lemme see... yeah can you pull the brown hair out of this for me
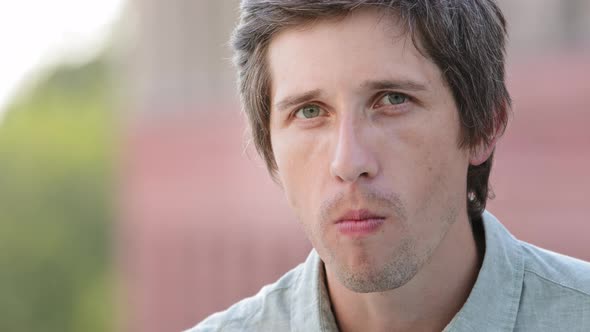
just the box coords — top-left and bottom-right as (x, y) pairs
(231, 0), (510, 221)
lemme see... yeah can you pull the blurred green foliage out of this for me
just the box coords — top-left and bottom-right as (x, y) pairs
(0, 57), (115, 331)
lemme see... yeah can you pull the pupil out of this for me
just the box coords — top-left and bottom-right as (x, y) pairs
(388, 94), (404, 104)
(305, 107), (318, 118)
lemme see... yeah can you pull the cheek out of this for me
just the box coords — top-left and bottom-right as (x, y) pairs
(380, 114), (467, 213)
(421, 152), (468, 223)
(271, 130), (330, 214)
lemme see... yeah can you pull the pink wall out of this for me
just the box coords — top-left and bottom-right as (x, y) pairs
(489, 52), (590, 261)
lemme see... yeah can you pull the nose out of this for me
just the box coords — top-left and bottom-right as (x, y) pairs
(330, 119), (379, 183)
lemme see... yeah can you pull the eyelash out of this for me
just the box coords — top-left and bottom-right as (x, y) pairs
(373, 91), (411, 109)
(291, 103), (327, 121)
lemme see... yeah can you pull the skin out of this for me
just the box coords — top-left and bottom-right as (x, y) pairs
(267, 9), (494, 332)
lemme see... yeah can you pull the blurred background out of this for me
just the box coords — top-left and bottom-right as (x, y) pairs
(0, 1), (588, 331)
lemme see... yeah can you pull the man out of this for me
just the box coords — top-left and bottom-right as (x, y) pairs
(188, 1), (590, 331)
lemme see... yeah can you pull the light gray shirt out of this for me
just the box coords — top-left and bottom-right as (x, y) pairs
(188, 211), (590, 331)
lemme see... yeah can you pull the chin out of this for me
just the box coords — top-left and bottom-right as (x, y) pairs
(332, 242), (422, 293)
(335, 264), (417, 293)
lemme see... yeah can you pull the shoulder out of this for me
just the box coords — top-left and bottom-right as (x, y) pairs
(482, 210), (590, 296)
(183, 262), (305, 332)
(515, 240), (590, 329)
(519, 240), (590, 297)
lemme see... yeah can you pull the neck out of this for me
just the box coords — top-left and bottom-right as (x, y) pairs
(325, 214), (482, 332)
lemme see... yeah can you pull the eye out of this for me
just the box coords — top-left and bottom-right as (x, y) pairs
(294, 105), (324, 119)
(377, 92), (408, 107)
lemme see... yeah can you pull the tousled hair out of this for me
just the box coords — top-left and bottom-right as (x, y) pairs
(231, 0), (510, 222)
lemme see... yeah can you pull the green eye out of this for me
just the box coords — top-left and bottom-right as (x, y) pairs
(295, 105), (322, 119)
(381, 92), (408, 105)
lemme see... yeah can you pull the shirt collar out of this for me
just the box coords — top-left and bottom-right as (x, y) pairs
(291, 249), (339, 332)
(443, 210), (524, 331)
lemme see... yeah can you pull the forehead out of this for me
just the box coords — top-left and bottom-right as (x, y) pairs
(266, 8), (442, 104)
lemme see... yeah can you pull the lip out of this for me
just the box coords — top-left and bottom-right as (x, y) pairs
(335, 209), (385, 236)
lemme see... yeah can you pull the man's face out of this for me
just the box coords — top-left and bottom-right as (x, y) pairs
(268, 9), (471, 293)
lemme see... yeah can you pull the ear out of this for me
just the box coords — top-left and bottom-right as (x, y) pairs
(469, 135), (498, 166)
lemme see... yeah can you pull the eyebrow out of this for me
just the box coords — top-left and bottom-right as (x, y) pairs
(274, 89), (322, 113)
(273, 79), (428, 113)
(360, 79), (428, 92)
